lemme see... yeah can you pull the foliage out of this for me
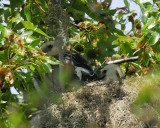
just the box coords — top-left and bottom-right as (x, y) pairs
(0, 0), (160, 127)
(0, 0), (59, 127)
(131, 71), (160, 126)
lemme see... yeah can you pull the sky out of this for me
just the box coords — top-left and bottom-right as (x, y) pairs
(0, 0), (141, 94)
(110, 0), (141, 32)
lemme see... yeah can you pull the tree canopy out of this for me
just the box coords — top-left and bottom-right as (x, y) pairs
(0, 0), (160, 127)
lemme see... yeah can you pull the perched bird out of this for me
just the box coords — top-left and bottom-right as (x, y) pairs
(100, 64), (125, 84)
(41, 41), (97, 82)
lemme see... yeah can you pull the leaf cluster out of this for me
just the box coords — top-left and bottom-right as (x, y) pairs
(0, 0), (59, 127)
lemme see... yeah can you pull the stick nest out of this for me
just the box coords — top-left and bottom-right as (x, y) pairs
(31, 76), (159, 128)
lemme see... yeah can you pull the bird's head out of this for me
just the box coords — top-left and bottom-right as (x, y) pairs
(101, 64), (124, 84)
(41, 41), (59, 56)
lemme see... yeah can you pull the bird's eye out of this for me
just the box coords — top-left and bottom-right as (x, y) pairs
(47, 45), (53, 49)
(102, 70), (107, 74)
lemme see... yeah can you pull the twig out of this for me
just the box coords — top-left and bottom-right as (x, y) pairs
(70, 22), (89, 32)
(34, 0), (46, 13)
(93, 57), (109, 74)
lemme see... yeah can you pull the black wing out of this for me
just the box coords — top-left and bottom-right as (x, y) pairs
(64, 51), (93, 72)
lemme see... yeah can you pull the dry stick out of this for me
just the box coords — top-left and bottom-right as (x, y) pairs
(93, 56), (139, 74)
(106, 56), (139, 65)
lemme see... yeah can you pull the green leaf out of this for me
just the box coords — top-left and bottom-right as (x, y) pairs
(41, 56), (62, 65)
(107, 9), (117, 15)
(42, 62), (52, 73)
(0, 51), (8, 62)
(1, 7), (11, 22)
(25, 36), (37, 43)
(11, 13), (22, 24)
(141, 11), (148, 24)
(81, 0), (87, 3)
(0, 61), (2, 66)
(21, 20), (35, 30)
(30, 39), (41, 47)
(21, 20), (50, 37)
(120, 42), (133, 55)
(143, 2), (153, 11)
(149, 32), (160, 45)
(13, 22), (24, 31)
(22, 30), (34, 37)
(147, 21), (157, 29)
(112, 40), (119, 45)
(28, 64), (35, 72)
(35, 60), (52, 74)
(124, 0), (130, 8)
(35, 28), (50, 38)
(115, 29), (125, 36)
(10, 0), (24, 10)
(8, 104), (29, 128)
(0, 24), (12, 37)
(156, 1), (160, 8)
(119, 35), (129, 41)
(142, 17), (155, 30)
(0, 24), (5, 33)
(24, 3), (31, 21)
(35, 60), (45, 73)
(4, 28), (12, 37)
(139, 0), (153, 4)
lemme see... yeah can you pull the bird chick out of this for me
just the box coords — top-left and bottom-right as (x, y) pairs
(41, 41), (59, 56)
(101, 64), (125, 84)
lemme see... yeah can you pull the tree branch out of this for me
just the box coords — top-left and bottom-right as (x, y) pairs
(93, 56), (139, 73)
(70, 22), (89, 32)
(106, 56), (139, 65)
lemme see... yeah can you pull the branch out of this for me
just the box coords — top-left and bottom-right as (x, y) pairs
(93, 56), (139, 73)
(106, 56), (139, 65)
(34, 0), (46, 13)
(70, 22), (89, 32)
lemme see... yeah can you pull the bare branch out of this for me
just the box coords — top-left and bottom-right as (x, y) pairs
(93, 56), (139, 73)
(107, 56), (139, 65)
(34, 0), (46, 13)
(70, 22), (89, 32)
